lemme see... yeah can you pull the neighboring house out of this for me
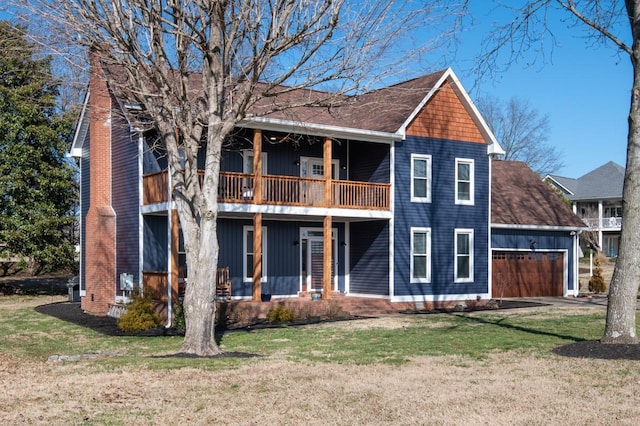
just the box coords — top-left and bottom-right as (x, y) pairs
(491, 161), (586, 298)
(70, 54), (520, 317)
(545, 161), (624, 257)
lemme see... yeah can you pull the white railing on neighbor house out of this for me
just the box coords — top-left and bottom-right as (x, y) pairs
(581, 217), (622, 230)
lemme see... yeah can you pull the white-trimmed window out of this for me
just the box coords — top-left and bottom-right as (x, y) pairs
(454, 229), (473, 282)
(242, 149), (268, 174)
(243, 226), (267, 282)
(410, 227), (431, 283)
(411, 154), (432, 202)
(455, 158), (474, 205)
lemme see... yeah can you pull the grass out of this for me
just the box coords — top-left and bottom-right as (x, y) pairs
(0, 296), (614, 368)
(3, 296), (640, 424)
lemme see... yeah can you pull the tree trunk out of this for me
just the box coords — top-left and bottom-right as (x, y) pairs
(179, 213), (222, 356)
(602, 35), (640, 344)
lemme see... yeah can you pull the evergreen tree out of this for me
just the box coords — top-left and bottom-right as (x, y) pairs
(0, 21), (77, 273)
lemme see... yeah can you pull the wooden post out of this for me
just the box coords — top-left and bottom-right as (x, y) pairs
(323, 215), (332, 300)
(252, 212), (262, 301)
(323, 137), (332, 207)
(253, 129), (262, 204)
(170, 209), (180, 304)
(323, 137), (333, 300)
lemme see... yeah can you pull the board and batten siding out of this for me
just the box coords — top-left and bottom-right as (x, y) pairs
(112, 116), (141, 292)
(142, 215), (167, 272)
(393, 137), (490, 298)
(217, 219), (346, 297)
(491, 228), (577, 292)
(349, 220), (390, 295)
(349, 141), (390, 183)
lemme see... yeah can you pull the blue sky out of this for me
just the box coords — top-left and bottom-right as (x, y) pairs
(2, 4), (630, 178)
(437, 3), (632, 178)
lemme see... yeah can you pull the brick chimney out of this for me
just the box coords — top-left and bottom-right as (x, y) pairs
(82, 45), (117, 315)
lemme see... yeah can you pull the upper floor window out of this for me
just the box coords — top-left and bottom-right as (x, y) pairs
(410, 227), (431, 283)
(242, 150), (268, 174)
(411, 154), (432, 203)
(454, 229), (473, 282)
(455, 158), (474, 205)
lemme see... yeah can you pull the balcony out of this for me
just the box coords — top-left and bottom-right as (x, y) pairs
(143, 170), (390, 211)
(581, 217), (622, 230)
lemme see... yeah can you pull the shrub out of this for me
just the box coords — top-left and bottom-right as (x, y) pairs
(117, 292), (162, 332)
(173, 302), (186, 331)
(588, 255), (607, 293)
(266, 305), (295, 323)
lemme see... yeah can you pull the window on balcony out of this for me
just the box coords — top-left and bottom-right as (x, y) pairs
(411, 154), (431, 203)
(243, 226), (267, 283)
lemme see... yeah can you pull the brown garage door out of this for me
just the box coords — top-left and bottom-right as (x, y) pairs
(492, 251), (564, 297)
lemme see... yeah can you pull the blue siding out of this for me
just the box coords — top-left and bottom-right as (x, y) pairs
(143, 215), (167, 271)
(218, 218), (346, 297)
(350, 221), (389, 295)
(220, 137), (348, 179)
(394, 137), (490, 297)
(350, 141), (390, 183)
(80, 130), (90, 293)
(491, 229), (576, 291)
(112, 116), (140, 291)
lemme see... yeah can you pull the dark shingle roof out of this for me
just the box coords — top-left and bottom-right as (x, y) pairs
(104, 61), (447, 135)
(492, 161), (586, 228)
(548, 161), (624, 201)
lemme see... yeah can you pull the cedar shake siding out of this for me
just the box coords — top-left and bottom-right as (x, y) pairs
(406, 81), (485, 144)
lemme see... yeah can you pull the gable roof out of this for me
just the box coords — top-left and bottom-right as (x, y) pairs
(72, 60), (503, 152)
(492, 160), (586, 229)
(547, 161), (624, 201)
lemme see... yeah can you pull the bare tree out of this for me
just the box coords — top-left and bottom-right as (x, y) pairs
(468, 0), (638, 344)
(477, 95), (563, 176)
(17, 0), (454, 355)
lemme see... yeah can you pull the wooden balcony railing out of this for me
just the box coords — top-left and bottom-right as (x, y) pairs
(143, 170), (390, 210)
(143, 171), (168, 204)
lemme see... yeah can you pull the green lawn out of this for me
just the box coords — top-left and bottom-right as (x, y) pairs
(0, 297), (616, 370)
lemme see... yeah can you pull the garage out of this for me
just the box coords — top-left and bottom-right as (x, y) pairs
(492, 250), (564, 297)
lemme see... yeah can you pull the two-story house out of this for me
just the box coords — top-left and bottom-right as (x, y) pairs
(546, 161), (624, 257)
(70, 56), (505, 317)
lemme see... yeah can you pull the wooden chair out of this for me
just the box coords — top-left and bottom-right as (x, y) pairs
(216, 266), (232, 300)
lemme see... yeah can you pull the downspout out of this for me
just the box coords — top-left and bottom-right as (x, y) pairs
(137, 131), (144, 301)
(166, 162), (173, 327)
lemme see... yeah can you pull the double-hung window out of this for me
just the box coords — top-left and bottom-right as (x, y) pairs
(243, 226), (267, 282)
(411, 154), (432, 202)
(455, 158), (474, 205)
(410, 227), (431, 283)
(454, 229), (473, 282)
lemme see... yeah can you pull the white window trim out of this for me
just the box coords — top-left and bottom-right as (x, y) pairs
(455, 158), (474, 205)
(242, 149), (268, 174)
(243, 225), (267, 283)
(410, 227), (431, 283)
(454, 228), (474, 283)
(299, 156), (339, 179)
(411, 154), (432, 203)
